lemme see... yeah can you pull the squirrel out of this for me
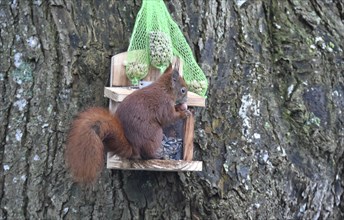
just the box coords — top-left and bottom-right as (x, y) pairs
(65, 59), (191, 183)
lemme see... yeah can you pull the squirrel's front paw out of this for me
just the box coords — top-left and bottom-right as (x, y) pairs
(175, 103), (188, 112)
(175, 103), (192, 118)
(181, 109), (192, 118)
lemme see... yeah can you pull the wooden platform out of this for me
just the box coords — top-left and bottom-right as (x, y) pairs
(107, 153), (202, 171)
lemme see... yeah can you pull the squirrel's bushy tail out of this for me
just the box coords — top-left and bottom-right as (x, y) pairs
(65, 107), (133, 183)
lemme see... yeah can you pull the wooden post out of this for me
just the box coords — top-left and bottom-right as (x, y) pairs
(183, 112), (195, 161)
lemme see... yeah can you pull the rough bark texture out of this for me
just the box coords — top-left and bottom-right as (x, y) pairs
(0, 0), (343, 219)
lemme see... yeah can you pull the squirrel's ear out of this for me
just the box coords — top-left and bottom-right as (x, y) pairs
(164, 63), (173, 74)
(173, 57), (180, 71)
(171, 68), (180, 86)
(171, 57), (181, 83)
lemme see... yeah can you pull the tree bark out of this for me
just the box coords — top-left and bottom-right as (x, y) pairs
(0, 0), (343, 219)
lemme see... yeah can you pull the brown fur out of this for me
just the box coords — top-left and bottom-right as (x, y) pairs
(65, 60), (190, 183)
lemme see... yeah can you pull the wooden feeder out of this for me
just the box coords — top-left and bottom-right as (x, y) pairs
(104, 52), (206, 171)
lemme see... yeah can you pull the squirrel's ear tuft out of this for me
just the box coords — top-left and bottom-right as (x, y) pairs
(171, 57), (181, 83)
(173, 57), (180, 71)
(164, 63), (173, 75)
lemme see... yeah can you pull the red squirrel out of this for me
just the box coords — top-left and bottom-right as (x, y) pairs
(65, 60), (191, 183)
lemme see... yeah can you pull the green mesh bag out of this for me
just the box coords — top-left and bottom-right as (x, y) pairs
(126, 0), (208, 96)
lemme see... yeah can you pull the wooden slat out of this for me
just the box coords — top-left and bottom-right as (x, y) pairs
(109, 100), (120, 114)
(111, 52), (130, 86)
(186, 91), (206, 107)
(104, 87), (206, 107)
(183, 113), (195, 161)
(104, 87), (134, 102)
(106, 153), (202, 171)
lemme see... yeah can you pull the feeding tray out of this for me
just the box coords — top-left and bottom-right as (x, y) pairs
(104, 52), (205, 171)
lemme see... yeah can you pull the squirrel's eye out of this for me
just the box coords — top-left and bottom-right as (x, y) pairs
(181, 87), (186, 94)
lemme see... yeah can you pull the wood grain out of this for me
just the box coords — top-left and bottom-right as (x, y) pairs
(106, 153), (202, 171)
(111, 52), (130, 86)
(183, 113), (195, 161)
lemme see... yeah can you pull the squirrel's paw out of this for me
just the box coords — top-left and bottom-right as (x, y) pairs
(175, 103), (188, 112)
(182, 109), (192, 118)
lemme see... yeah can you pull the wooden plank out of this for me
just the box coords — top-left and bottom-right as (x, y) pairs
(109, 100), (120, 114)
(111, 52), (130, 86)
(146, 66), (161, 82)
(186, 91), (206, 107)
(106, 153), (202, 171)
(104, 87), (206, 107)
(104, 87), (134, 102)
(183, 113), (195, 161)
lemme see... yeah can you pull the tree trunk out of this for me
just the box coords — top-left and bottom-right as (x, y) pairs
(1, 0), (343, 219)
